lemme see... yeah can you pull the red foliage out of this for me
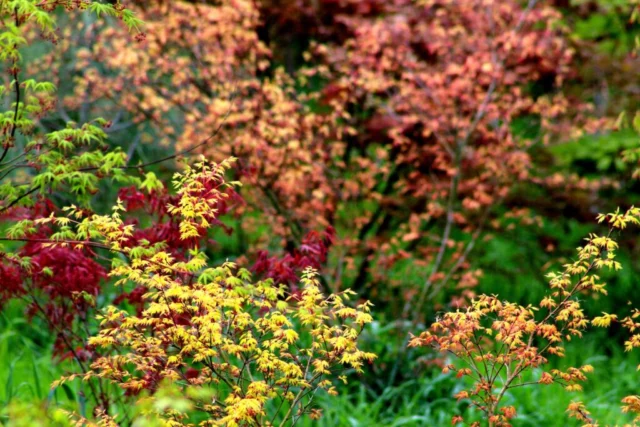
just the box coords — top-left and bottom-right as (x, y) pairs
(252, 226), (335, 288)
(0, 262), (22, 304)
(1, 236), (106, 355)
(23, 242), (104, 299)
(1, 200), (105, 334)
(118, 182), (243, 251)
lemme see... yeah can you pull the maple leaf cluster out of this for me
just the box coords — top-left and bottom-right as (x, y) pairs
(410, 207), (640, 427)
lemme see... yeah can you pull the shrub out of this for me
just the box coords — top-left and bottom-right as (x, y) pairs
(45, 157), (375, 425)
(410, 206), (640, 426)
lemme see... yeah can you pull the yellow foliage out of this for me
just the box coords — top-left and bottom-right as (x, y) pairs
(53, 158), (375, 426)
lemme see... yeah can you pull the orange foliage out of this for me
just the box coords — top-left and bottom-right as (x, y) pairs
(410, 207), (640, 426)
(30, 0), (609, 315)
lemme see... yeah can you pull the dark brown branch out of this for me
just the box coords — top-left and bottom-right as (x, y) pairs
(0, 186), (39, 214)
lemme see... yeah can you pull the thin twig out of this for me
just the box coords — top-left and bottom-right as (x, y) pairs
(413, 0), (539, 315)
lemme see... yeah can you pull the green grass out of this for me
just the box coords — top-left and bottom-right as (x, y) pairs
(2, 297), (638, 427)
(0, 303), (78, 420)
(299, 346), (638, 426)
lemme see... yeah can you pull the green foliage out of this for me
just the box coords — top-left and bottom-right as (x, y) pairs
(549, 131), (639, 175)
